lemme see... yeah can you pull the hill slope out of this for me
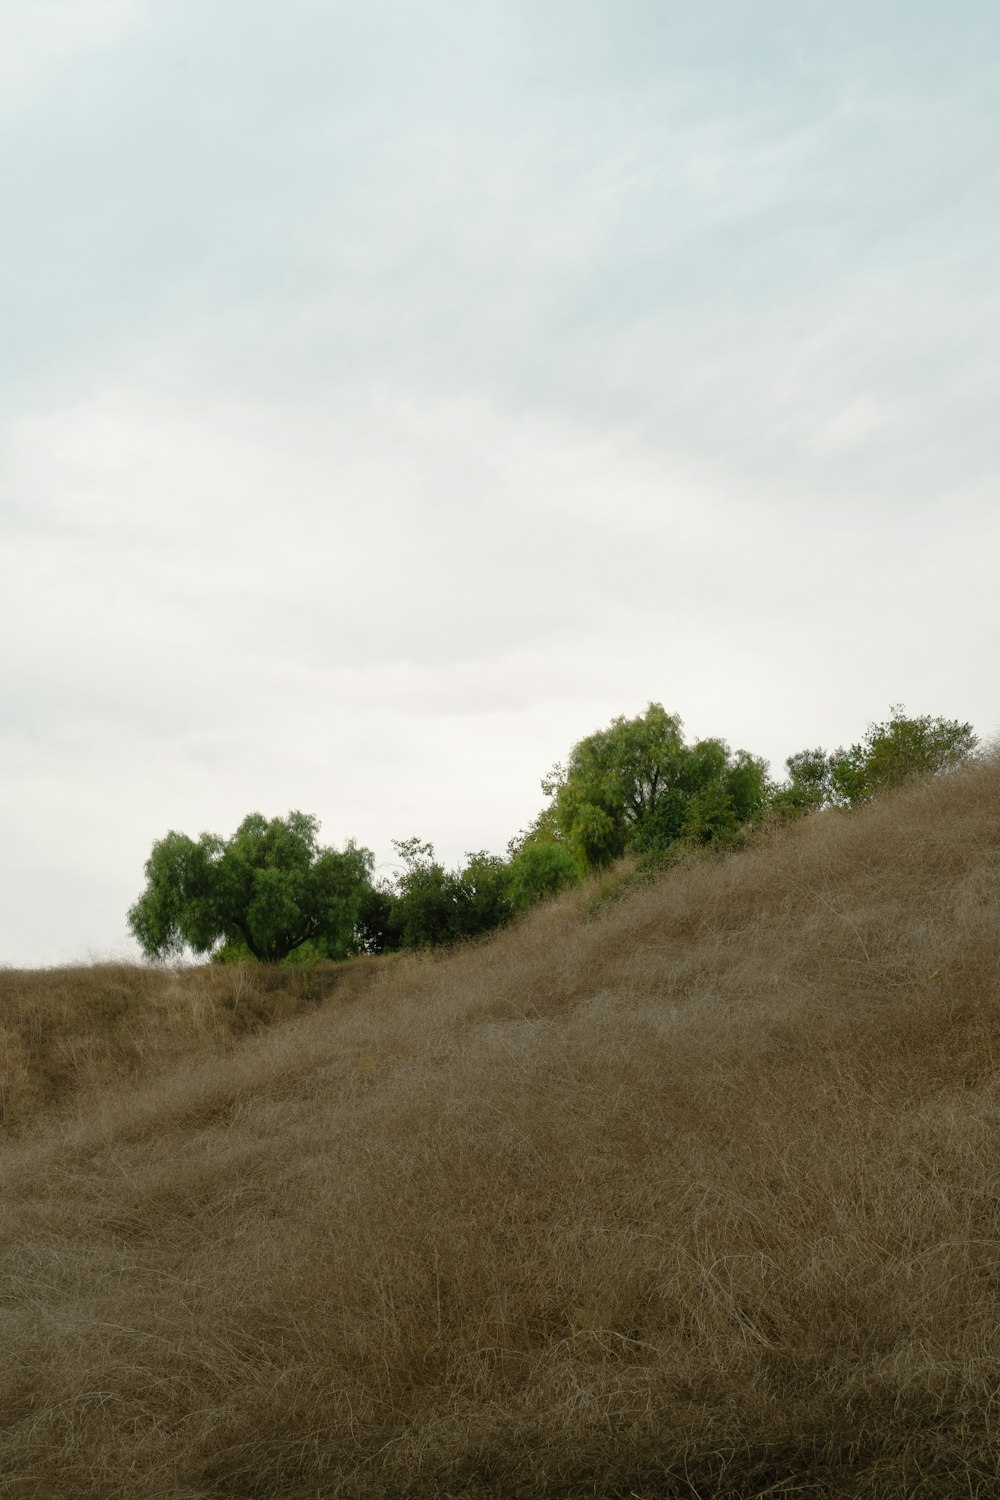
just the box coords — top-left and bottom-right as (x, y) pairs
(2, 761), (1000, 1498)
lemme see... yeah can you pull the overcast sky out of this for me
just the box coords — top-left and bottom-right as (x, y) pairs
(2, 0), (997, 965)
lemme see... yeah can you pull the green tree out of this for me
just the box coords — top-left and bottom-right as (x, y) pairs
(128, 812), (373, 962)
(375, 840), (517, 950)
(507, 839), (580, 909)
(680, 778), (740, 845)
(544, 703), (769, 868)
(769, 747), (837, 817)
(774, 709), (978, 815)
(385, 838), (457, 949)
(829, 707), (978, 806)
(356, 880), (404, 955)
(454, 851), (515, 937)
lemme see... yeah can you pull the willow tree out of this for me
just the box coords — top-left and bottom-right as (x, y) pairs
(128, 811), (373, 962)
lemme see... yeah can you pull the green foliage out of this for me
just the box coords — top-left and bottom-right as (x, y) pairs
(775, 709), (979, 815)
(357, 840), (516, 953)
(769, 747), (837, 817)
(129, 704), (978, 968)
(128, 812), (373, 963)
(355, 881), (404, 955)
(545, 703), (769, 869)
(725, 748), (773, 822)
(356, 830), (581, 955)
(356, 829), (581, 955)
(511, 800), (563, 850)
(455, 851), (515, 937)
(680, 778), (740, 845)
(507, 840), (580, 909)
(829, 707), (978, 807)
(387, 839), (457, 950)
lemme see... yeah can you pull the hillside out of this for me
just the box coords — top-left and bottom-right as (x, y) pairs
(2, 760), (1000, 1498)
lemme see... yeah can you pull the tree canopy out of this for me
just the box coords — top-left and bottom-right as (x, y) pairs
(829, 706), (978, 806)
(357, 839), (516, 953)
(128, 812), (373, 963)
(774, 707), (979, 814)
(126, 705), (981, 966)
(542, 702), (770, 869)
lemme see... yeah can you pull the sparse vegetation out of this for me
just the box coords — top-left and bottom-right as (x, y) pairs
(3, 751), (1000, 1497)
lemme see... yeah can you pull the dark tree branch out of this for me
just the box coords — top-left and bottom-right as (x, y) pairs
(232, 916), (264, 961)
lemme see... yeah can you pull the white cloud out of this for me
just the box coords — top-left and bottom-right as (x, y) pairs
(811, 398), (894, 455)
(2, 1), (1000, 962)
(0, 0), (141, 110)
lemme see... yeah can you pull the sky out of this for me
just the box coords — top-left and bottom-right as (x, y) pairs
(2, 0), (998, 965)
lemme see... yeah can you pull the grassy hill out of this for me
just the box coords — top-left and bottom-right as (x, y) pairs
(2, 759), (999, 1498)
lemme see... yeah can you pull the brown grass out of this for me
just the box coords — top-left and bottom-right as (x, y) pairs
(2, 760), (1000, 1497)
(0, 958), (390, 1132)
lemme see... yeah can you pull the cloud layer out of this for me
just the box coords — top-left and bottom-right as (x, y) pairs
(2, 0), (998, 963)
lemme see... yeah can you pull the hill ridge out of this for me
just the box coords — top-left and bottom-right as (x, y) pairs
(2, 758), (999, 1497)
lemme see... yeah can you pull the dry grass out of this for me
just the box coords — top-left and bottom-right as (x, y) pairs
(2, 760), (1000, 1497)
(0, 958), (389, 1133)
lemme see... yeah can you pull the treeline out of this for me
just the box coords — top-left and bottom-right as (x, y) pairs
(127, 704), (978, 964)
